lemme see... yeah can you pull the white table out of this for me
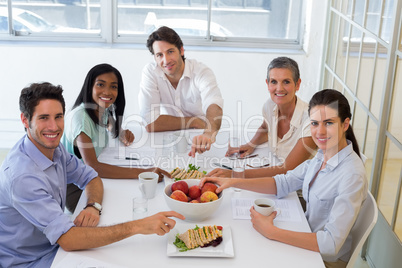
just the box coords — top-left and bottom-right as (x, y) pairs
(52, 125), (324, 268)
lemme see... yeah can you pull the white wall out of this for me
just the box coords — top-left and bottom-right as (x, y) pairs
(0, 0), (327, 147)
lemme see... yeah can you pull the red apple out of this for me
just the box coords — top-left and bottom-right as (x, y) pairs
(188, 185), (201, 200)
(171, 180), (189, 195)
(200, 191), (219, 203)
(170, 190), (188, 202)
(201, 182), (218, 194)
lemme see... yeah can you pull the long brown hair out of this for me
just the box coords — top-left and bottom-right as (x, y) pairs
(73, 63), (125, 139)
(308, 89), (361, 158)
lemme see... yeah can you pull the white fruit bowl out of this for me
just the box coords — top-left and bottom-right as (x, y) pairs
(163, 179), (224, 222)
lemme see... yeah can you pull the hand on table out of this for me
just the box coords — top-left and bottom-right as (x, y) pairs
(225, 143), (255, 158)
(207, 167), (232, 178)
(119, 129), (135, 146)
(74, 207), (101, 227)
(250, 206), (278, 239)
(188, 133), (215, 157)
(134, 211), (185, 236)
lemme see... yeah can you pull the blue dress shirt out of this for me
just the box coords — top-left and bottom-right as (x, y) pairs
(0, 135), (98, 267)
(274, 141), (368, 262)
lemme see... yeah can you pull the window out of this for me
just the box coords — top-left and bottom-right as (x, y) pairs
(323, 0), (402, 242)
(0, 0), (304, 49)
(0, 0), (101, 36)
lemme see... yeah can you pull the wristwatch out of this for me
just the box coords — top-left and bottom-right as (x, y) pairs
(84, 202), (102, 215)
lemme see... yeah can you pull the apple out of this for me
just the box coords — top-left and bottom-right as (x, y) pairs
(201, 182), (218, 194)
(200, 191), (219, 203)
(171, 180), (189, 195)
(188, 185), (201, 200)
(170, 190), (188, 202)
(189, 199), (199, 203)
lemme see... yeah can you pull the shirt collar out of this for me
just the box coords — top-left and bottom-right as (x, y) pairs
(272, 96), (305, 128)
(23, 135), (62, 171)
(316, 140), (354, 171)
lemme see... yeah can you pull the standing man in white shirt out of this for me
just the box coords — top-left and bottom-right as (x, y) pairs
(139, 26), (224, 157)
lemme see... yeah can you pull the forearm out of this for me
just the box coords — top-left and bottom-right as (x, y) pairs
(233, 177), (277, 195)
(245, 165), (288, 178)
(245, 137), (316, 178)
(248, 127), (268, 147)
(203, 104), (222, 138)
(84, 177), (103, 205)
(90, 161), (143, 179)
(145, 115), (206, 132)
(269, 227), (320, 252)
(58, 222), (137, 251)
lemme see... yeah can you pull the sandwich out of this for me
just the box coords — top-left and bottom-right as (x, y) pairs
(174, 225), (223, 251)
(170, 166), (207, 181)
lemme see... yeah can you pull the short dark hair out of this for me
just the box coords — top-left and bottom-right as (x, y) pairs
(72, 63), (125, 139)
(19, 82), (65, 123)
(146, 26), (185, 61)
(308, 89), (361, 158)
(267, 57), (300, 84)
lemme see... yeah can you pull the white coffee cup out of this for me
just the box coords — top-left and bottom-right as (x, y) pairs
(174, 132), (188, 153)
(138, 172), (159, 199)
(254, 198), (281, 216)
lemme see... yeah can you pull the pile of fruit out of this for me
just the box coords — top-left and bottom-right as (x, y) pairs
(169, 180), (219, 203)
(170, 164), (207, 181)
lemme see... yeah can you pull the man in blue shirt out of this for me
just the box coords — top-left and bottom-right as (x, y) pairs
(0, 83), (184, 267)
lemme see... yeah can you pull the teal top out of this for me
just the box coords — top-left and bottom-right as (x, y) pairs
(62, 103), (109, 158)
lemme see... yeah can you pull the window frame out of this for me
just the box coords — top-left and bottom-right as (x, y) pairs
(0, 0), (305, 51)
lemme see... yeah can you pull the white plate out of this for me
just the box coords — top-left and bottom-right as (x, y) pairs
(166, 224), (234, 257)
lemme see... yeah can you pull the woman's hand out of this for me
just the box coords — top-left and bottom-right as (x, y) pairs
(119, 129), (135, 146)
(207, 168), (232, 178)
(225, 143), (256, 158)
(250, 206), (278, 239)
(199, 177), (233, 194)
(238, 143), (256, 158)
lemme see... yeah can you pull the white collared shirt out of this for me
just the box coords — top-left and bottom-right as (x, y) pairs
(274, 142), (368, 262)
(139, 58), (224, 125)
(262, 97), (311, 163)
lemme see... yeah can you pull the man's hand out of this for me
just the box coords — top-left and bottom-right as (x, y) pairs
(188, 132), (215, 157)
(133, 211), (185, 236)
(74, 207), (101, 227)
(119, 129), (135, 146)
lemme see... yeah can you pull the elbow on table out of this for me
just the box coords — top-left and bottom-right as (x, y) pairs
(57, 236), (78, 252)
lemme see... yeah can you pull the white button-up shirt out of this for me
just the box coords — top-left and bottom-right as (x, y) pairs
(274, 142), (368, 262)
(139, 59), (224, 125)
(262, 97), (311, 163)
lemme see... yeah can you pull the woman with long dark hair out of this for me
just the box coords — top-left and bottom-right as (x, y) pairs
(200, 89), (368, 268)
(62, 63), (170, 212)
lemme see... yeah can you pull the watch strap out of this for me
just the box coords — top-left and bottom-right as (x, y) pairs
(84, 202), (102, 215)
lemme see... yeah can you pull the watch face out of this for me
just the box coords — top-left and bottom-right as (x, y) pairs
(93, 202), (102, 211)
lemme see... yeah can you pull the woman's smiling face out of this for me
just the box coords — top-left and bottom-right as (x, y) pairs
(309, 105), (350, 156)
(92, 72), (118, 110)
(266, 68), (301, 106)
